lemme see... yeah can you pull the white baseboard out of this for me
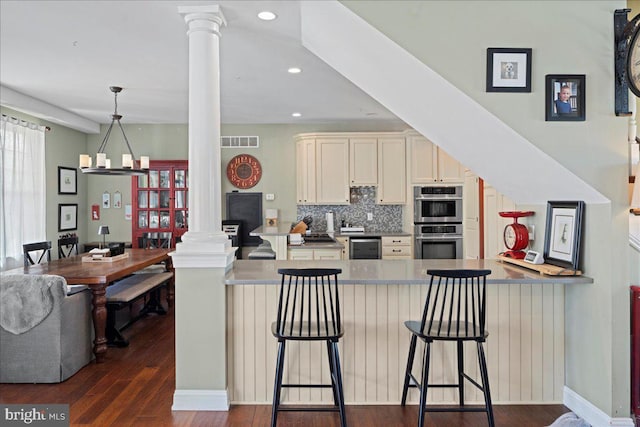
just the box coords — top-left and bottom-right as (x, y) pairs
(172, 389), (229, 411)
(563, 386), (634, 427)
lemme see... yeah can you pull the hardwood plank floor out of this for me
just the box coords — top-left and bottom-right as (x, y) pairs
(0, 298), (569, 426)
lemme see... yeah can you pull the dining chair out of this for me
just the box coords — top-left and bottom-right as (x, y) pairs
(57, 236), (79, 258)
(140, 232), (172, 250)
(271, 268), (346, 427)
(400, 269), (494, 427)
(22, 241), (52, 267)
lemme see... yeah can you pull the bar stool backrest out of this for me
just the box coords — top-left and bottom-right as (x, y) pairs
(275, 268), (342, 340)
(23, 241), (52, 267)
(420, 269), (492, 339)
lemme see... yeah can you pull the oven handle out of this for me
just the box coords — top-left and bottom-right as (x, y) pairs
(415, 235), (463, 240)
(414, 195), (462, 200)
(350, 238), (381, 243)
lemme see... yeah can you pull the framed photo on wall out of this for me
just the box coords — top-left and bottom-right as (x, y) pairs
(57, 166), (77, 195)
(58, 203), (78, 231)
(543, 200), (585, 271)
(545, 74), (586, 121)
(486, 48), (532, 92)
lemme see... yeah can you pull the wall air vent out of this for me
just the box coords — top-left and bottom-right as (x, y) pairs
(221, 136), (259, 148)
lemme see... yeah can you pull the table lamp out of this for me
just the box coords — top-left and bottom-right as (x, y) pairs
(98, 225), (110, 249)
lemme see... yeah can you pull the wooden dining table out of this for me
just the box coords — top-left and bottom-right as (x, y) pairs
(17, 248), (173, 363)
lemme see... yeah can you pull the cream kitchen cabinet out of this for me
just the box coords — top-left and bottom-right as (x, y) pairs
(296, 138), (316, 204)
(463, 170), (480, 260)
(483, 184), (516, 259)
(288, 248), (342, 260)
(409, 133), (464, 184)
(381, 235), (412, 259)
(316, 138), (350, 204)
(377, 137), (406, 204)
(349, 137), (377, 186)
(335, 236), (349, 259)
(295, 135), (349, 205)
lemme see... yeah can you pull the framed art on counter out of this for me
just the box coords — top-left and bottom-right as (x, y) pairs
(543, 200), (585, 271)
(486, 48), (532, 92)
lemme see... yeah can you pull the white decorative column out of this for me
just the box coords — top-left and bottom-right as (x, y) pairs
(171, 4), (235, 412)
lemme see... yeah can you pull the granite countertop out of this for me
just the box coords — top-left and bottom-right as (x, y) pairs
(225, 259), (593, 285)
(250, 224), (412, 238)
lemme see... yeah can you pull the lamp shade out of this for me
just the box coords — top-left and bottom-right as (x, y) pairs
(97, 225), (110, 235)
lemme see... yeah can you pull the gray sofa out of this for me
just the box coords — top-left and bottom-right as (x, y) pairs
(0, 274), (93, 383)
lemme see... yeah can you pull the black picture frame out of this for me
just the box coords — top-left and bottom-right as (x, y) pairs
(543, 201), (585, 271)
(58, 203), (78, 231)
(58, 166), (77, 195)
(545, 74), (586, 121)
(486, 48), (532, 92)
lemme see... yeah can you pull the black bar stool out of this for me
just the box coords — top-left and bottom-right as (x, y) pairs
(271, 268), (346, 427)
(401, 269), (494, 427)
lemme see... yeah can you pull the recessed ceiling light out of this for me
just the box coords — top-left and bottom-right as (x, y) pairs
(258, 11), (277, 21)
(288, 67), (302, 74)
(292, 112), (302, 117)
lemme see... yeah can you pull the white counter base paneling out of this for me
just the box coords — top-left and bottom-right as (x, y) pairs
(226, 282), (564, 404)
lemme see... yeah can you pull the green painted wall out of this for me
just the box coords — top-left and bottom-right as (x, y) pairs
(85, 121), (407, 242)
(3, 0), (636, 418)
(341, 0), (629, 418)
(2, 106), (89, 259)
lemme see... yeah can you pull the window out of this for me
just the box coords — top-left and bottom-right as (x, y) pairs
(0, 115), (46, 270)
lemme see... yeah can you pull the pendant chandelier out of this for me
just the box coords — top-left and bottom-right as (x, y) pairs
(79, 86), (149, 176)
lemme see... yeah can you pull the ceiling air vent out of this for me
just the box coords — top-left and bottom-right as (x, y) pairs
(221, 136), (259, 148)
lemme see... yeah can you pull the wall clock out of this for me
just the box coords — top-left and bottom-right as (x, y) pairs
(499, 211), (534, 259)
(226, 154), (262, 189)
(614, 9), (640, 115)
(627, 14), (640, 98)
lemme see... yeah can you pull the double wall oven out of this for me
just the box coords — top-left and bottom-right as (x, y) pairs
(414, 186), (463, 259)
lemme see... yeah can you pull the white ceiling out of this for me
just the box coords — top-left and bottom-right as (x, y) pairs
(0, 0), (404, 130)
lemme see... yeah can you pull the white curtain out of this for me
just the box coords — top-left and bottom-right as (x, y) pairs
(0, 115), (46, 270)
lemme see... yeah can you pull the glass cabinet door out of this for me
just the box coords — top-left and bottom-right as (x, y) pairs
(131, 160), (188, 248)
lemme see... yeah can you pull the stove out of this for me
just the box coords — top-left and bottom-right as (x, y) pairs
(303, 233), (335, 243)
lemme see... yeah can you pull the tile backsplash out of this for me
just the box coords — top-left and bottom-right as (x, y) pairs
(296, 187), (404, 233)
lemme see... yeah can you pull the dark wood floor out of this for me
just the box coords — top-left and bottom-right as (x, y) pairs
(0, 298), (569, 426)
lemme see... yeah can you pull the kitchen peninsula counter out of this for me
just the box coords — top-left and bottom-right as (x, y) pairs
(225, 258), (591, 407)
(225, 259), (592, 285)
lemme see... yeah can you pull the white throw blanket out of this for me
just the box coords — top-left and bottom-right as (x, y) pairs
(547, 412), (591, 427)
(0, 274), (65, 335)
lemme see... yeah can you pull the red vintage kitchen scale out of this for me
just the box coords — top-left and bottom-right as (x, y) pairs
(499, 211), (534, 259)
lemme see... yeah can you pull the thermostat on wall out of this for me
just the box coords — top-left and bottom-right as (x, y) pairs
(524, 250), (544, 265)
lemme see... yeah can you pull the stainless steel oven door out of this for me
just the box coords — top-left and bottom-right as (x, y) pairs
(414, 186), (463, 223)
(414, 223), (463, 259)
(415, 235), (463, 259)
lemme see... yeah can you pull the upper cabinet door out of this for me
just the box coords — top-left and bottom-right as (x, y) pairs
(377, 137), (406, 204)
(296, 138), (316, 204)
(316, 138), (350, 204)
(349, 137), (378, 186)
(437, 147), (465, 183)
(409, 134), (464, 184)
(410, 135), (438, 183)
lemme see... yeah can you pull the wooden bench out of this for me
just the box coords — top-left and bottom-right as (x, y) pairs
(105, 272), (173, 347)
